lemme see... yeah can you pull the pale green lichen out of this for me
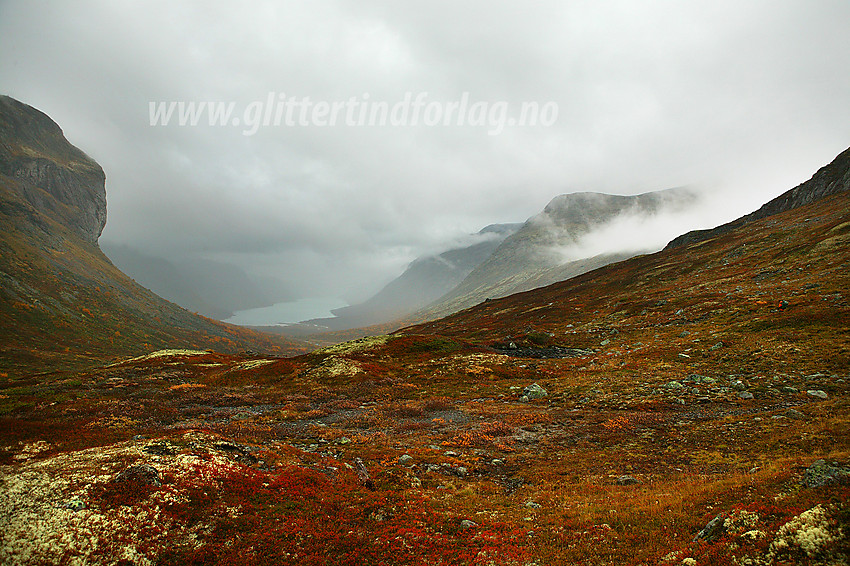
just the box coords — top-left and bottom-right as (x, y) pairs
(231, 359), (275, 371)
(13, 440), (52, 461)
(724, 510), (761, 534)
(315, 335), (392, 355)
(739, 504), (847, 565)
(771, 504), (842, 558)
(0, 431), (244, 565)
(308, 356), (364, 378)
(0, 442), (173, 565)
(109, 349), (209, 367)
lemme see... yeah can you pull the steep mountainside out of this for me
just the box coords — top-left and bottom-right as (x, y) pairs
(419, 188), (698, 318)
(0, 95), (305, 373)
(409, 146), (850, 349)
(0, 95), (106, 243)
(307, 223), (521, 331)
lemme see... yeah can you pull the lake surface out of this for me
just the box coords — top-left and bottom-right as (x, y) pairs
(223, 297), (348, 326)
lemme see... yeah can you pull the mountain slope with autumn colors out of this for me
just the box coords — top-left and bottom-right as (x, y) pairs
(0, 95), (306, 375)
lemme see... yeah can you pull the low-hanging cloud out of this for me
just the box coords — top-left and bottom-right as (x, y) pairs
(555, 192), (731, 263)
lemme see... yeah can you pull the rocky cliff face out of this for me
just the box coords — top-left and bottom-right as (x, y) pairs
(0, 95), (106, 242)
(666, 146), (850, 249)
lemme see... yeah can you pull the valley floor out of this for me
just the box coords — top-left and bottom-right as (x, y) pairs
(0, 341), (847, 565)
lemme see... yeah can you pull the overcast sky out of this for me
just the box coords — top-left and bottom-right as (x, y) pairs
(2, 0), (849, 303)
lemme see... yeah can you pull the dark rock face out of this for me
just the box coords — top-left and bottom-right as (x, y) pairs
(493, 345), (595, 359)
(803, 460), (850, 488)
(0, 95), (107, 242)
(693, 513), (727, 542)
(666, 146), (850, 250)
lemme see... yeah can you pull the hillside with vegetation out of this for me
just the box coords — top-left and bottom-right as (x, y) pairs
(1, 98), (847, 564)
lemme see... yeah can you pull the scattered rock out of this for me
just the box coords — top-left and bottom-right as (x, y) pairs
(213, 441), (258, 464)
(115, 463), (161, 487)
(693, 513), (727, 542)
(738, 391), (754, 400)
(522, 383), (548, 401)
(354, 457), (375, 490)
(142, 441), (175, 456)
(806, 389), (828, 399)
(615, 475), (640, 486)
(667, 381), (684, 390)
(338, 437), (351, 445)
(398, 454), (413, 464)
(525, 501), (542, 509)
(784, 409), (806, 420)
(709, 342), (724, 351)
(496, 345), (593, 359)
(460, 520), (478, 530)
(780, 386), (798, 393)
(732, 380), (747, 391)
(803, 459), (850, 488)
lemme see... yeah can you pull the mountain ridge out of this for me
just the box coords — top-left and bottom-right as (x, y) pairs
(666, 146), (850, 249)
(298, 222), (523, 332)
(405, 144), (850, 343)
(416, 187), (699, 319)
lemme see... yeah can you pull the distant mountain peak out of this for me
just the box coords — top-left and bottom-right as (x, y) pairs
(416, 187), (700, 319)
